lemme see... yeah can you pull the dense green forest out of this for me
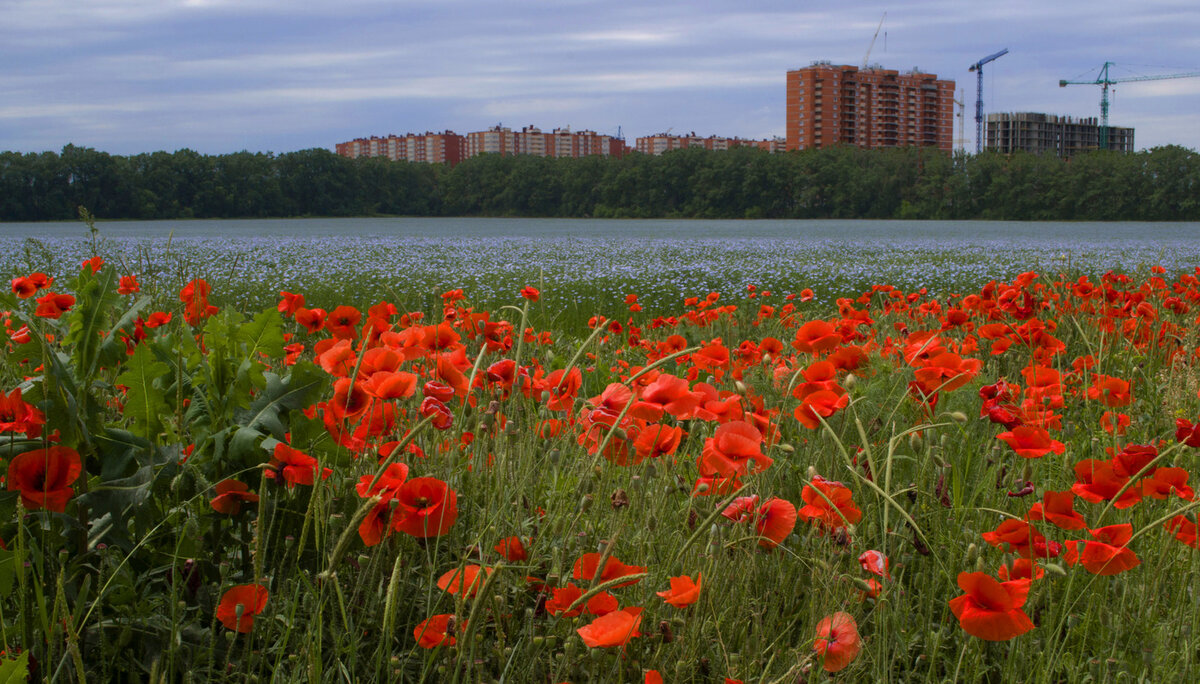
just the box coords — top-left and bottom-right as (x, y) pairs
(1, 143), (1197, 221)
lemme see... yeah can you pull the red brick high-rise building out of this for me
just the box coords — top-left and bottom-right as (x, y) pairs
(786, 63), (954, 152)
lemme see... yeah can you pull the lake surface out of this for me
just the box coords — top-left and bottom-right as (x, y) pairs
(3, 217), (1198, 310)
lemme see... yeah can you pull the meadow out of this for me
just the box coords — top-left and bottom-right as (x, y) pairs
(2, 217), (1200, 682)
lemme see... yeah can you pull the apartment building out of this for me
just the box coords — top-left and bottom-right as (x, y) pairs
(634, 133), (784, 156)
(985, 112), (1134, 157)
(785, 62), (955, 152)
(335, 131), (466, 165)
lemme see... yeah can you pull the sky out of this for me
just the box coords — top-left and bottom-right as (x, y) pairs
(3, 0), (1198, 156)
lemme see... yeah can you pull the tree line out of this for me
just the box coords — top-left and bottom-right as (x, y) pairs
(1, 143), (1197, 222)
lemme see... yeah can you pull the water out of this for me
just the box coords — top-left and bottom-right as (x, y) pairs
(2, 218), (1198, 311)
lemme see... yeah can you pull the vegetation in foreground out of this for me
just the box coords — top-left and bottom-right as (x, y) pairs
(2, 238), (1200, 682)
(2, 142), (1199, 222)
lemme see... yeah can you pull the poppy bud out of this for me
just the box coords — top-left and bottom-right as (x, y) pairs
(579, 495), (592, 513)
(1044, 562), (1067, 577)
(779, 443), (795, 454)
(844, 374), (858, 390)
(908, 432), (923, 451)
(950, 411), (968, 423)
(735, 380), (748, 394)
(965, 543), (978, 563)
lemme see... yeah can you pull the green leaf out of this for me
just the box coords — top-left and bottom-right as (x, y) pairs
(0, 652), (29, 683)
(238, 307), (285, 361)
(0, 547), (15, 598)
(95, 428), (154, 481)
(65, 265), (120, 379)
(116, 343), (171, 440)
(234, 360), (325, 440)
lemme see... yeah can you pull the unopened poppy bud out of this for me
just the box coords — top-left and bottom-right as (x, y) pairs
(807, 465), (818, 479)
(940, 434), (950, 447)
(564, 639), (577, 657)
(844, 373), (858, 390)
(694, 482), (710, 495)
(1022, 463), (1033, 481)
(609, 427), (628, 441)
(1044, 562), (1067, 577)
(779, 443), (795, 454)
(548, 449), (560, 464)
(643, 463), (657, 479)
(965, 543), (978, 563)
(950, 411), (968, 424)
(975, 555), (985, 573)
(762, 353), (772, 365)
(735, 380), (748, 394)
(579, 494), (592, 513)
(908, 432), (923, 451)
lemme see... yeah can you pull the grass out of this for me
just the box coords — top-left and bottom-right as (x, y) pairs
(1, 220), (1199, 682)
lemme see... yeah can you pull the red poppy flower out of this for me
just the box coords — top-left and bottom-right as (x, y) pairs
(414, 614), (463, 649)
(520, 286), (540, 302)
(210, 479), (260, 515)
(34, 292), (75, 319)
(793, 388), (850, 430)
(10, 276), (37, 299)
(265, 443), (331, 488)
(277, 291), (305, 316)
(295, 307), (327, 333)
(1026, 490), (1087, 531)
(1165, 515), (1199, 549)
(698, 420), (771, 478)
(981, 519), (1061, 559)
(576, 607), (643, 649)
(81, 256), (103, 273)
(572, 553), (646, 588)
(6, 446), (82, 512)
(997, 558), (1045, 581)
(437, 565), (493, 598)
(1101, 411), (1130, 436)
(1086, 374), (1132, 407)
(1140, 467), (1194, 500)
(326, 305), (362, 340)
(858, 550), (890, 579)
(494, 536), (528, 562)
(117, 275), (140, 295)
(657, 573), (702, 608)
(1064, 524), (1141, 576)
(1071, 459), (1141, 509)
(754, 497), (797, 549)
(392, 477), (458, 538)
(948, 572), (1034, 641)
(0, 388), (46, 438)
(1176, 418), (1200, 448)
(355, 463), (410, 500)
(813, 612), (862, 672)
(995, 426), (1065, 459)
(798, 476), (862, 533)
(792, 320), (841, 355)
(216, 583), (268, 633)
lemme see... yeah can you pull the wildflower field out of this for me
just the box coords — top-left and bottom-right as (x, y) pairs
(3, 218), (1200, 682)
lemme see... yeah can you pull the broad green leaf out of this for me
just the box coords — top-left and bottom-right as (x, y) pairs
(0, 652), (28, 684)
(116, 344), (171, 440)
(234, 360), (326, 440)
(65, 265), (120, 379)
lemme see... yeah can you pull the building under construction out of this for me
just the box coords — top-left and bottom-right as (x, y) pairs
(985, 112), (1134, 158)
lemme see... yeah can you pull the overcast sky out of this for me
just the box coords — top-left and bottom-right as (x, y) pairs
(3, 0), (1198, 155)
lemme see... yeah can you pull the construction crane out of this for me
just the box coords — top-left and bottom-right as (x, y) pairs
(1059, 62), (1200, 150)
(968, 48), (1008, 153)
(862, 12), (886, 69)
(953, 90), (967, 154)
